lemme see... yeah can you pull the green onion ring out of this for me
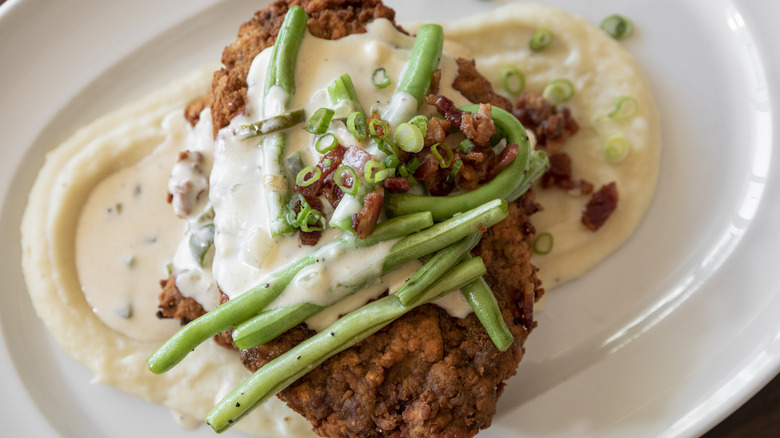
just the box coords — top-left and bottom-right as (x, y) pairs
(542, 78), (575, 104)
(374, 168), (395, 183)
(608, 96), (638, 121)
(408, 115), (428, 137)
(603, 134), (631, 163)
(431, 143), (454, 168)
(306, 107), (335, 135)
(394, 122), (424, 153)
(499, 66), (525, 97)
(532, 232), (554, 255)
(347, 111), (368, 140)
(369, 118), (389, 139)
(295, 165), (322, 187)
(315, 133), (338, 154)
(334, 165), (360, 196)
(459, 138), (475, 154)
(364, 160), (386, 183)
(600, 14), (635, 40)
(529, 28), (554, 51)
(371, 67), (391, 89)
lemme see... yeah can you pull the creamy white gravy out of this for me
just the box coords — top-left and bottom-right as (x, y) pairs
(205, 19), (472, 321)
(75, 112), (187, 342)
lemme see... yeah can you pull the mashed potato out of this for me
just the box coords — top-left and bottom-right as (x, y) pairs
(21, 3), (660, 437)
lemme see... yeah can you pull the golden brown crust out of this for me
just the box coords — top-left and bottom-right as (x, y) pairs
(209, 0), (398, 136)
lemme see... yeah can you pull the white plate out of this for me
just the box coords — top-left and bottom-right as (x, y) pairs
(1, 0), (778, 436)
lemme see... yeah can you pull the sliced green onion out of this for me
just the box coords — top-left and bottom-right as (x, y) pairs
(374, 168), (395, 183)
(286, 193), (323, 232)
(323, 158), (332, 167)
(600, 14), (635, 40)
(240, 109), (306, 139)
(372, 67), (391, 89)
(347, 111), (368, 140)
(529, 28), (554, 51)
(315, 133), (338, 154)
(384, 155), (400, 169)
(608, 96), (638, 121)
(376, 138), (398, 157)
(408, 115), (428, 137)
(532, 232), (554, 255)
(334, 165), (360, 196)
(542, 78), (575, 104)
(459, 138), (475, 154)
(431, 143), (454, 168)
(364, 160), (386, 183)
(305, 107), (335, 135)
(406, 157), (421, 174)
(603, 134), (631, 163)
(394, 122), (424, 153)
(397, 164), (409, 178)
(368, 118), (389, 139)
(499, 66), (525, 97)
(285, 151), (304, 178)
(295, 165), (322, 187)
(447, 159), (463, 184)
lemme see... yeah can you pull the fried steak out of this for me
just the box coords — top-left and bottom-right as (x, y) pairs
(164, 1), (551, 436)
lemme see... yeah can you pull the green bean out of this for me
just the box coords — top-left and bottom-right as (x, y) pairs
(206, 257), (487, 433)
(239, 109), (306, 139)
(395, 24), (444, 108)
(232, 303), (320, 350)
(459, 255), (514, 352)
(384, 105), (549, 221)
(395, 232), (482, 306)
(231, 201), (506, 350)
(327, 73), (365, 118)
(147, 212), (433, 374)
(261, 6), (308, 236)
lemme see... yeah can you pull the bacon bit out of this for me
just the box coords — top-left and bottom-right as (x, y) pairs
(352, 187), (385, 239)
(383, 177), (411, 193)
(582, 182), (619, 231)
(414, 151), (453, 196)
(452, 58), (513, 111)
(430, 69), (442, 95)
(342, 146), (373, 175)
(321, 179), (344, 208)
(488, 143), (518, 180)
(460, 103), (496, 147)
(541, 153), (593, 195)
(424, 117), (450, 147)
(425, 94), (465, 128)
(512, 92), (579, 155)
(464, 151), (485, 163)
(293, 145), (346, 202)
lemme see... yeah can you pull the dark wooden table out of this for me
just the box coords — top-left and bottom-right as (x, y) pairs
(0, 0), (777, 436)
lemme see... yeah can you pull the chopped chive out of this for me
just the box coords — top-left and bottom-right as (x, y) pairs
(532, 232), (554, 255)
(499, 66), (525, 97)
(305, 108), (335, 135)
(600, 14), (634, 40)
(405, 157), (421, 174)
(295, 165), (322, 187)
(334, 165), (359, 196)
(384, 155), (400, 169)
(374, 167), (395, 182)
(240, 109), (306, 139)
(529, 28), (554, 51)
(315, 133), (338, 154)
(347, 111), (368, 140)
(408, 115), (428, 137)
(542, 78), (575, 104)
(372, 67), (391, 89)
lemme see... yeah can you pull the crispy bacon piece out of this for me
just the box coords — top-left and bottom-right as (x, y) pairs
(582, 182), (619, 231)
(342, 145), (373, 174)
(541, 153), (593, 195)
(383, 176), (411, 193)
(352, 187), (385, 239)
(424, 117), (450, 148)
(293, 145), (346, 202)
(460, 103), (496, 147)
(487, 143), (518, 180)
(512, 92), (579, 155)
(425, 94), (465, 129)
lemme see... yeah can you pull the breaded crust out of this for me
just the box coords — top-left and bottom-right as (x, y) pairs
(209, 0), (398, 136)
